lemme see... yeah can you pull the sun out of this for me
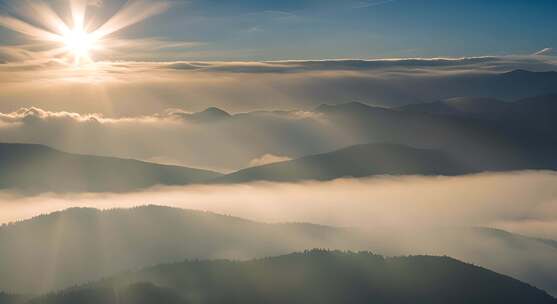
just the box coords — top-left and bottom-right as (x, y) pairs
(0, 0), (170, 66)
(62, 27), (98, 64)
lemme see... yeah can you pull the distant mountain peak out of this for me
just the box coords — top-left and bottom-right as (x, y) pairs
(198, 107), (230, 116)
(398, 96), (510, 115)
(189, 107), (231, 123)
(506, 69), (532, 75)
(503, 69), (557, 77)
(444, 97), (502, 104)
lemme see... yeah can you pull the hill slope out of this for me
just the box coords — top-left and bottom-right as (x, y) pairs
(398, 94), (557, 137)
(27, 251), (557, 304)
(0, 143), (222, 193)
(215, 143), (471, 183)
(316, 102), (557, 172)
(398, 97), (513, 117)
(1, 206), (557, 296)
(0, 206), (359, 293)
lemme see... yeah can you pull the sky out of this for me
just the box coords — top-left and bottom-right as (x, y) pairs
(0, 0), (556, 61)
(0, 0), (556, 171)
(2, 172), (557, 295)
(0, 2), (557, 293)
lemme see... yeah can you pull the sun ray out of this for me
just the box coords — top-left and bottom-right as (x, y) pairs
(92, 0), (170, 39)
(70, 0), (87, 30)
(0, 0), (170, 65)
(0, 15), (60, 41)
(28, 2), (71, 36)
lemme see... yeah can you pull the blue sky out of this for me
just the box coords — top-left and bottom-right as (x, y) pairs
(0, 0), (556, 60)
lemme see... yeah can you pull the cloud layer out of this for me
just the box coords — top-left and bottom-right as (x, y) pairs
(1, 55), (556, 171)
(1, 171), (557, 294)
(0, 106), (334, 171)
(1, 56), (556, 118)
(2, 171), (556, 238)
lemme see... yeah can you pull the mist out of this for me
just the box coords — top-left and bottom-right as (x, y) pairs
(1, 56), (556, 117)
(2, 171), (556, 239)
(1, 171), (557, 295)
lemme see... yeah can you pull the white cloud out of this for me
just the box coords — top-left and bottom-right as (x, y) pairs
(249, 154), (292, 167)
(0, 56), (556, 172)
(3, 171), (556, 237)
(1, 55), (556, 118)
(1, 172), (557, 295)
(0, 106), (330, 172)
(534, 48), (554, 56)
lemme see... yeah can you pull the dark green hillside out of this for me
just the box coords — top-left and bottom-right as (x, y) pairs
(0, 206), (360, 293)
(29, 251), (557, 304)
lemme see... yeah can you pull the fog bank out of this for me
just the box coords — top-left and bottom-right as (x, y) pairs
(1, 171), (556, 240)
(1, 171), (557, 295)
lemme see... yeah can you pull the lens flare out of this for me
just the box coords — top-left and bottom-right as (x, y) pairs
(62, 28), (98, 64)
(0, 0), (170, 65)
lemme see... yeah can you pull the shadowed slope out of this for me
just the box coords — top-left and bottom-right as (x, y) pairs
(398, 94), (557, 138)
(317, 102), (557, 172)
(27, 251), (557, 304)
(0, 143), (222, 193)
(214, 143), (470, 183)
(0, 206), (359, 293)
(0, 293), (29, 304)
(1, 206), (557, 296)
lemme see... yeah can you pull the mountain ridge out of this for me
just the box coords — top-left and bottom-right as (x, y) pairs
(213, 143), (472, 184)
(0, 143), (222, 193)
(1, 206), (557, 296)
(21, 250), (557, 304)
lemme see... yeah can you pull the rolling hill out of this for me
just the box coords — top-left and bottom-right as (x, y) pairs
(398, 97), (514, 117)
(398, 94), (557, 137)
(0, 143), (222, 193)
(315, 101), (557, 173)
(1, 206), (557, 296)
(0, 206), (361, 293)
(2, 91), (556, 177)
(23, 250), (557, 304)
(214, 143), (472, 183)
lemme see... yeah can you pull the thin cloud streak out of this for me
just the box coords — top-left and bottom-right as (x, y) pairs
(534, 48), (554, 56)
(0, 55), (555, 116)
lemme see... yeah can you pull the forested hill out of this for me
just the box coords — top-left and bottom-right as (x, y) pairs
(26, 250), (557, 304)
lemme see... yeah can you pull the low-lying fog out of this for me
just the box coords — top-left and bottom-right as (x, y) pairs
(1, 171), (556, 239)
(1, 170), (557, 295)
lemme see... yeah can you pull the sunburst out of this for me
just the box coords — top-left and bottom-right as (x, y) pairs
(60, 26), (99, 64)
(0, 0), (169, 65)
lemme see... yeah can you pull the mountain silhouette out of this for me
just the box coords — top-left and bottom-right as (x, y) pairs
(397, 69), (557, 104)
(214, 143), (471, 183)
(316, 101), (557, 173)
(1, 206), (556, 296)
(22, 250), (557, 304)
(0, 206), (359, 293)
(184, 107), (232, 124)
(398, 94), (557, 138)
(0, 293), (29, 304)
(3, 93), (557, 191)
(0, 143), (222, 193)
(398, 97), (512, 116)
